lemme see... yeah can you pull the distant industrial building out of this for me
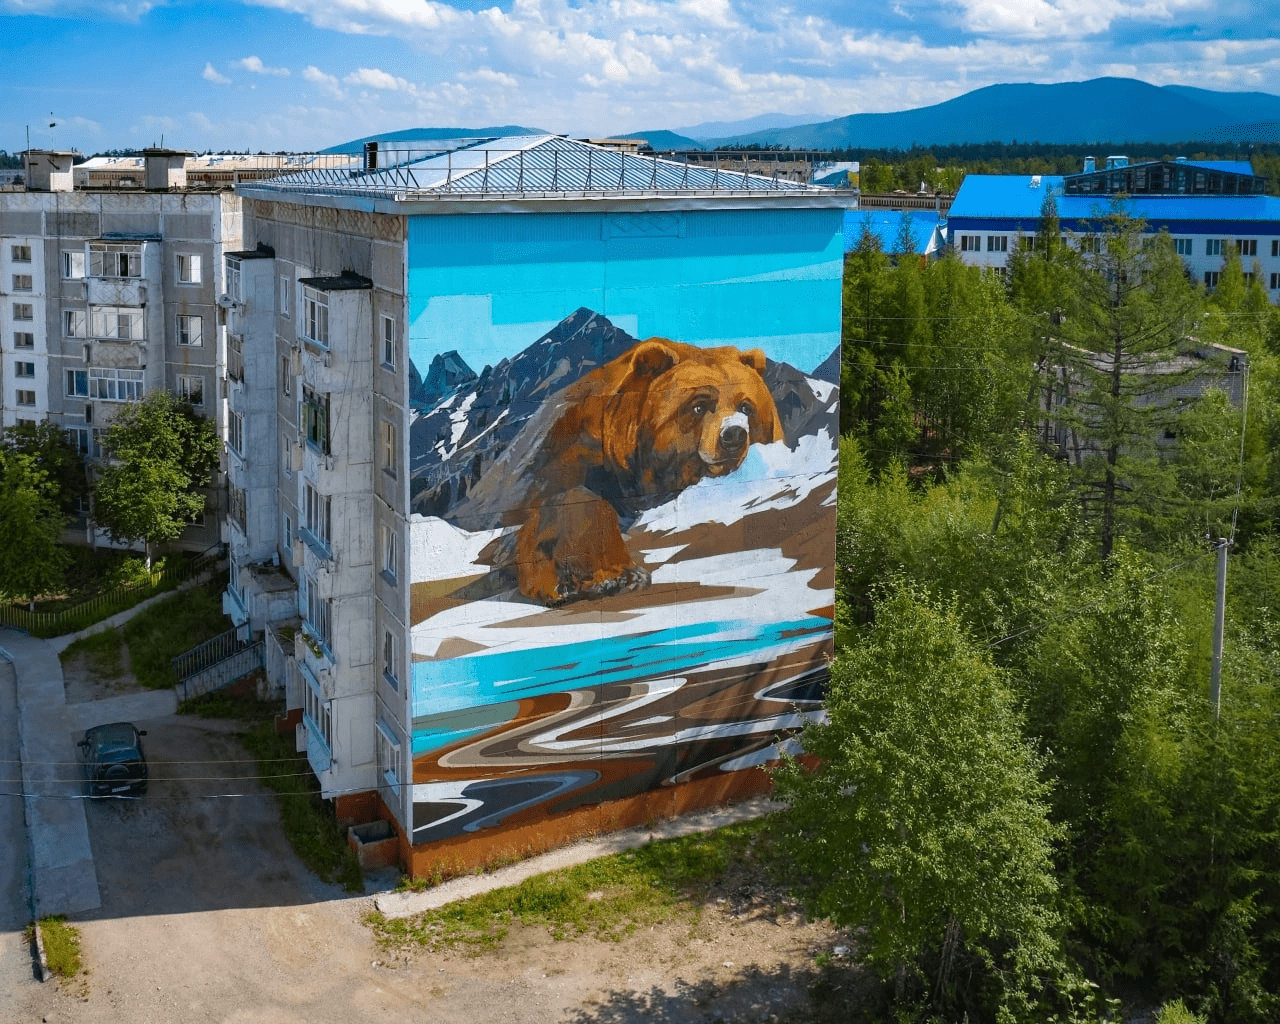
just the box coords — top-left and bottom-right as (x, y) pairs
(947, 156), (1280, 299)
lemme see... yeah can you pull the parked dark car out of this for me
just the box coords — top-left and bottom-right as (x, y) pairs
(78, 722), (148, 797)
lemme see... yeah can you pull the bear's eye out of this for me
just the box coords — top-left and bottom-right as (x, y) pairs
(690, 398), (712, 417)
(737, 401), (754, 417)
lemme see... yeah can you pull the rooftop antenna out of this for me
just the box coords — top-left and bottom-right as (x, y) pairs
(49, 112), (57, 150)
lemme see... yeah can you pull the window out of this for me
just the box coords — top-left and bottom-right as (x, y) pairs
(381, 420), (397, 477)
(65, 370), (88, 397)
(228, 484), (247, 534)
(381, 524), (397, 581)
(300, 286), (328, 347)
(14, 361), (34, 378)
(13, 303), (33, 321)
(177, 314), (203, 347)
(1271, 273), (1280, 290)
(177, 374), (204, 406)
(279, 275), (290, 317)
(10, 245), (31, 262)
(89, 367), (144, 402)
(225, 256), (241, 302)
(1206, 238), (1223, 256)
(89, 242), (141, 278)
(89, 306), (143, 341)
(64, 310), (86, 337)
(12, 274), (32, 291)
(301, 664), (332, 749)
(282, 432), (293, 477)
(1272, 240), (1280, 258)
(986, 235), (1007, 252)
(382, 630), (398, 687)
(16, 390), (36, 407)
(958, 235), (981, 252)
(62, 251), (85, 279)
(376, 719), (402, 791)
(1204, 271), (1220, 288)
(301, 386), (330, 454)
(283, 513), (293, 552)
(176, 253), (201, 284)
(1079, 236), (1100, 254)
(1243, 272), (1255, 285)
(302, 574), (332, 649)
(228, 410), (244, 454)
(1175, 238), (1193, 256)
(1236, 239), (1257, 257)
(281, 355), (292, 396)
(66, 427), (90, 456)
(302, 482), (331, 550)
(1018, 236), (1036, 251)
(381, 316), (395, 368)
(13, 332), (34, 349)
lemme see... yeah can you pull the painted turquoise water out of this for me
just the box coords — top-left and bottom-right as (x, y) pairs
(410, 616), (826, 756)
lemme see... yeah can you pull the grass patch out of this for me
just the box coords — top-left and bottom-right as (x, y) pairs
(59, 627), (125, 678)
(35, 916), (83, 979)
(178, 689), (280, 722)
(241, 721), (364, 892)
(122, 585), (231, 689)
(369, 817), (776, 953)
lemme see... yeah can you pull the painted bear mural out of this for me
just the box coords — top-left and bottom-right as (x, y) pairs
(468, 338), (782, 605)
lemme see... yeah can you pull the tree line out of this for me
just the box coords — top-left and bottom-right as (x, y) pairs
(774, 202), (1280, 1021)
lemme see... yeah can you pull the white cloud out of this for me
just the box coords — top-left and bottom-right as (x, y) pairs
(236, 55), (291, 76)
(202, 61), (232, 85)
(302, 65), (345, 97)
(0, 0), (154, 16)
(344, 67), (419, 94)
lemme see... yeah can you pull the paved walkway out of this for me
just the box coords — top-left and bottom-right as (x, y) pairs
(0, 628), (177, 920)
(373, 795), (777, 919)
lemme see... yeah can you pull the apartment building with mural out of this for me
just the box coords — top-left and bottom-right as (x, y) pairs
(228, 135), (850, 872)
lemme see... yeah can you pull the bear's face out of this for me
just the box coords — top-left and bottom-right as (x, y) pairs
(614, 341), (781, 495)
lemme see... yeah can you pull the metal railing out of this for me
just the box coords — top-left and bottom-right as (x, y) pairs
(245, 139), (845, 201)
(171, 622), (252, 682)
(0, 543), (226, 638)
(174, 639), (265, 701)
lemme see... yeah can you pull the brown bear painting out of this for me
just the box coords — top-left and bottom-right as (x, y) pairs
(458, 338), (782, 605)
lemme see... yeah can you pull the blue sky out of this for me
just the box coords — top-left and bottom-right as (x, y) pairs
(2, 0), (1278, 153)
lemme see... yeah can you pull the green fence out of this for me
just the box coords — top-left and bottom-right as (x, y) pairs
(0, 544), (226, 639)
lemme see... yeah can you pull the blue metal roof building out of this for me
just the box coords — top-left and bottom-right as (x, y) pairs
(947, 168), (1280, 300)
(843, 209), (945, 257)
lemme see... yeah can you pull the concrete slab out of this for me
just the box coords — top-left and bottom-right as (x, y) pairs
(0, 629), (103, 918)
(65, 689), (177, 730)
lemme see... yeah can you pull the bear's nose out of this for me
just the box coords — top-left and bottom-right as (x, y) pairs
(720, 423), (747, 452)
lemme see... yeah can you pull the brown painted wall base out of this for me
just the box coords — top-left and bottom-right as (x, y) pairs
(335, 790), (379, 830)
(399, 766), (776, 881)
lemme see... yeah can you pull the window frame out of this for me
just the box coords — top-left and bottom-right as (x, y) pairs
(176, 374), (205, 407)
(88, 242), (142, 279)
(300, 286), (329, 349)
(176, 314), (203, 348)
(12, 302), (33, 321)
(10, 244), (32, 263)
(13, 332), (34, 349)
(381, 315), (396, 369)
(302, 481), (332, 553)
(380, 523), (397, 582)
(176, 252), (202, 285)
(62, 250), (85, 280)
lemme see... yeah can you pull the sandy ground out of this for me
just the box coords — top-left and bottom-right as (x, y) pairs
(14, 714), (864, 1024)
(61, 639), (148, 705)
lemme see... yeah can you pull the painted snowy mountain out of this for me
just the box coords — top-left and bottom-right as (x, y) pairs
(408, 308), (837, 521)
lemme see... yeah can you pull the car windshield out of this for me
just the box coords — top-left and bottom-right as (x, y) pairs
(88, 724), (139, 753)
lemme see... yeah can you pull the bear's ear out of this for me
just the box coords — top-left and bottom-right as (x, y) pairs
(738, 348), (768, 374)
(629, 340), (678, 378)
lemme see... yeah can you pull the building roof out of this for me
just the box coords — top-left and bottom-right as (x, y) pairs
(949, 175), (1280, 228)
(1185, 160), (1255, 175)
(240, 134), (849, 206)
(844, 209), (943, 254)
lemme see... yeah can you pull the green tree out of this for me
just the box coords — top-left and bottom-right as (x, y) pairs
(92, 392), (220, 567)
(1, 421), (87, 516)
(0, 450), (69, 607)
(774, 586), (1063, 1020)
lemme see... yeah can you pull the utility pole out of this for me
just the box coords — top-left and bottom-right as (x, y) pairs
(1209, 537), (1230, 720)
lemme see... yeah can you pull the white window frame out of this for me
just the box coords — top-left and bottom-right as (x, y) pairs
(300, 286), (329, 348)
(88, 367), (145, 402)
(1175, 238), (1193, 256)
(176, 252), (202, 285)
(176, 374), (204, 406)
(89, 242), (142, 279)
(14, 361), (35, 379)
(225, 256), (241, 302)
(302, 482), (331, 550)
(283, 513), (293, 552)
(376, 719), (403, 794)
(66, 370), (88, 397)
(89, 306), (144, 341)
(381, 315), (395, 369)
(64, 309), (86, 337)
(177, 314), (203, 347)
(279, 275), (291, 317)
(382, 629), (399, 688)
(301, 573), (333, 651)
(15, 390), (36, 407)
(12, 274), (33, 292)
(13, 332), (34, 349)
(62, 251), (85, 280)
(381, 420), (397, 478)
(381, 524), (397, 581)
(300, 662), (332, 752)
(10, 244), (31, 263)
(228, 410), (244, 454)
(12, 303), (33, 321)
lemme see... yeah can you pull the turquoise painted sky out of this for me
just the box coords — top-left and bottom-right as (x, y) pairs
(407, 209), (844, 377)
(2, 0), (1275, 153)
